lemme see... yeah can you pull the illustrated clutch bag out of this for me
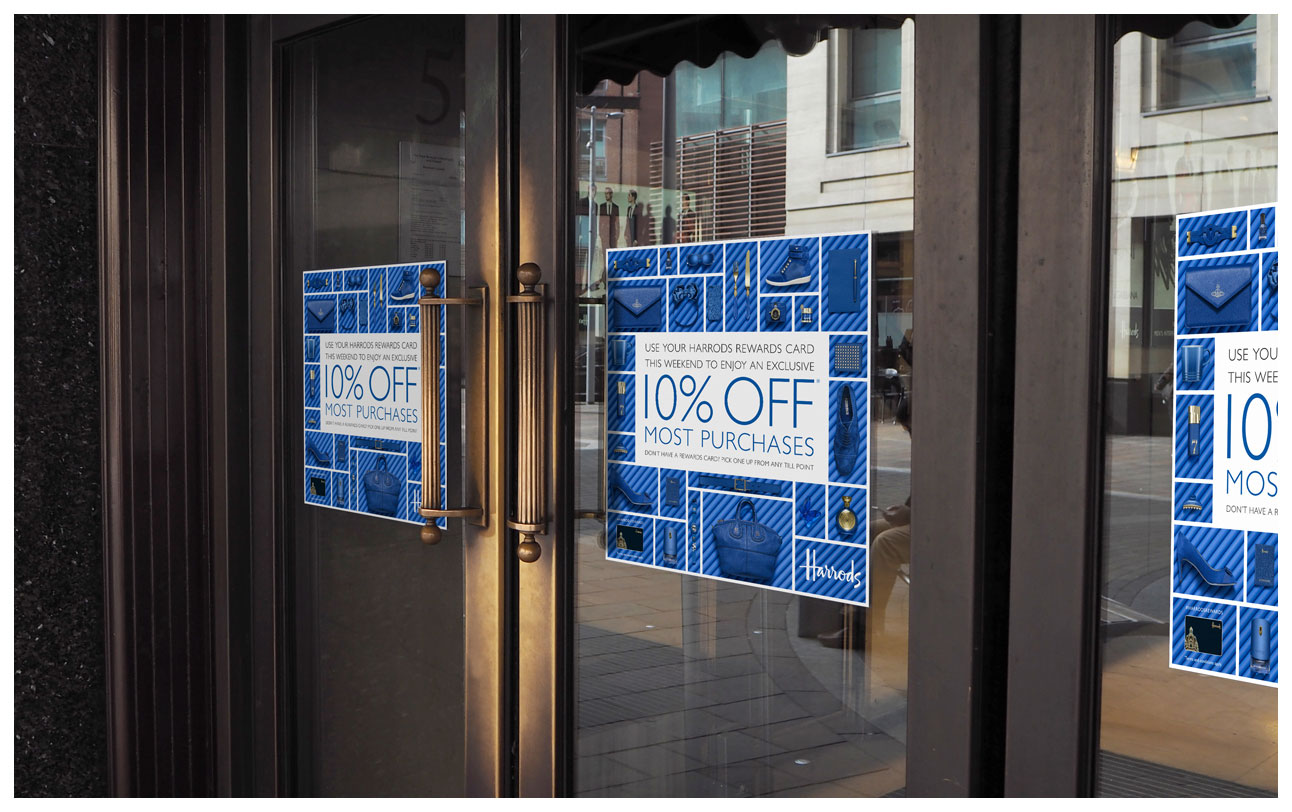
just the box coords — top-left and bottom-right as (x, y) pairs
(1253, 543), (1275, 587)
(306, 298), (338, 333)
(611, 286), (664, 331)
(363, 456), (400, 517)
(826, 248), (862, 314)
(1183, 265), (1253, 330)
(710, 499), (783, 584)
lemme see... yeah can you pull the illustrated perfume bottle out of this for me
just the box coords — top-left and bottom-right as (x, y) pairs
(1188, 405), (1202, 456)
(663, 526), (678, 565)
(836, 495), (857, 536)
(1251, 617), (1270, 676)
(1258, 211), (1268, 241)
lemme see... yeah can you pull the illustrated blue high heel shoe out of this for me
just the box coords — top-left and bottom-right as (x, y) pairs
(306, 441), (331, 468)
(1176, 535), (1237, 588)
(608, 468), (652, 508)
(833, 385), (860, 475)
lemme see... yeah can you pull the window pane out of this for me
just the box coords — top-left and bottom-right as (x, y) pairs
(1156, 16), (1256, 110)
(849, 28), (901, 100)
(676, 59), (723, 137)
(842, 95), (901, 151)
(722, 41), (787, 129)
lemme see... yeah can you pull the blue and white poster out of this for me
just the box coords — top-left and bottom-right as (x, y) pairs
(1171, 204), (1278, 685)
(302, 262), (447, 526)
(605, 235), (872, 605)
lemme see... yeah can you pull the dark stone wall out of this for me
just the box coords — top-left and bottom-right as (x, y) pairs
(14, 14), (108, 797)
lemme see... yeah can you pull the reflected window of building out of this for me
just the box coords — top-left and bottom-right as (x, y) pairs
(838, 27), (902, 151)
(1143, 16), (1257, 111)
(674, 42), (787, 137)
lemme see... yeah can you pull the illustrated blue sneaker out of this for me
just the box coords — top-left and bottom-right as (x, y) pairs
(1176, 535), (1237, 588)
(834, 385), (860, 476)
(390, 269), (418, 301)
(767, 244), (810, 287)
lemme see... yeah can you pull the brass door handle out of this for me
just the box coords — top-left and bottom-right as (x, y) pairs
(508, 263), (546, 562)
(418, 266), (488, 543)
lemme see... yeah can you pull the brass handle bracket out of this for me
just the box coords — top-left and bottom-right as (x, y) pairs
(418, 266), (489, 544)
(507, 262), (547, 562)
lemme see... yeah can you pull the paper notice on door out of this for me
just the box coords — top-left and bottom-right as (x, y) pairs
(399, 141), (464, 274)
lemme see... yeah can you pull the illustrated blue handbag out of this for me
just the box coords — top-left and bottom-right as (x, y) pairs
(306, 298), (338, 333)
(1183, 266), (1253, 330)
(826, 248), (861, 313)
(711, 499), (783, 584)
(611, 286), (663, 331)
(363, 456), (400, 517)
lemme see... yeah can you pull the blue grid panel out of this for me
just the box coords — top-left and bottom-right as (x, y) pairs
(820, 233), (869, 334)
(304, 364), (320, 409)
(701, 491), (793, 589)
(332, 472), (350, 509)
(827, 484), (867, 543)
(338, 294), (358, 332)
(607, 462), (657, 515)
(795, 539), (868, 604)
(607, 433), (636, 463)
(607, 279), (666, 334)
(1177, 255), (1259, 335)
(792, 294), (819, 332)
(368, 270), (387, 333)
(668, 276), (706, 332)
(1175, 338), (1215, 391)
(1247, 532), (1278, 607)
(1178, 210), (1248, 257)
(795, 482), (826, 539)
(1173, 481), (1213, 524)
(344, 268), (367, 291)
(723, 241), (760, 332)
(758, 237), (820, 294)
(704, 277), (726, 332)
(1174, 394), (1213, 480)
(438, 365), (448, 444)
(304, 293), (337, 334)
(607, 335), (636, 372)
(1237, 607), (1278, 683)
(1172, 597), (1236, 674)
(686, 493), (703, 574)
(305, 467), (331, 506)
(406, 440), (421, 482)
(828, 334), (868, 379)
(353, 450), (408, 521)
(1250, 206), (1276, 249)
(761, 296), (793, 332)
(607, 247), (660, 280)
(334, 435), (349, 467)
(304, 270), (334, 293)
(679, 243), (723, 276)
(1261, 251), (1278, 331)
(407, 483), (421, 522)
(356, 292), (370, 331)
(829, 380), (869, 487)
(657, 468), (688, 520)
(305, 408), (320, 431)
(606, 514), (655, 565)
(305, 430), (335, 470)
(304, 335), (320, 363)
(655, 519), (688, 571)
(1174, 526), (1243, 600)
(659, 246), (680, 276)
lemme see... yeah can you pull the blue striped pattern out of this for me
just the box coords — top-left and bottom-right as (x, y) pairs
(368, 271), (386, 332)
(1247, 532), (1278, 607)
(333, 472), (350, 509)
(304, 408), (320, 431)
(792, 294), (819, 332)
(795, 539), (868, 604)
(1174, 394), (1213, 480)
(437, 366), (447, 444)
(679, 243), (724, 276)
(761, 296), (792, 332)
(607, 335), (636, 372)
(1174, 526), (1243, 600)
(305, 430), (335, 470)
(827, 485), (867, 543)
(723, 240), (759, 332)
(606, 433), (635, 463)
(830, 381), (869, 487)
(344, 269), (367, 291)
(656, 468), (687, 520)
(607, 247), (661, 280)
(303, 270), (335, 293)
(795, 482), (826, 539)
(350, 436), (406, 453)
(655, 519), (687, 571)
(1178, 211), (1247, 257)
(1237, 607), (1278, 682)
(353, 450), (409, 521)
(1261, 252), (1278, 331)
(1249, 206), (1276, 248)
(758, 237), (819, 294)
(820, 233), (869, 334)
(338, 293), (358, 332)
(407, 441), (421, 482)
(704, 277), (725, 333)
(828, 334), (868, 379)
(304, 293), (336, 333)
(659, 246), (679, 276)
(667, 276), (706, 332)
(607, 462), (656, 515)
(334, 435), (349, 465)
(1177, 256), (1258, 334)
(701, 491), (793, 588)
(1175, 339), (1215, 391)
(607, 372), (635, 433)
(606, 516), (654, 565)
(304, 335), (320, 362)
(1173, 481), (1213, 524)
(686, 494), (703, 573)
(607, 279), (665, 334)
(1171, 598), (1236, 674)
(304, 363), (320, 409)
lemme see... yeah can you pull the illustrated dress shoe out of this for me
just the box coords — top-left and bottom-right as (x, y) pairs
(1176, 535), (1237, 588)
(834, 385), (860, 475)
(306, 441), (331, 467)
(390, 269), (418, 301)
(767, 244), (810, 287)
(609, 468), (652, 508)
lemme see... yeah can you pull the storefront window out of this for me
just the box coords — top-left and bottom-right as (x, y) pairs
(1142, 16), (1258, 112)
(839, 28), (902, 151)
(674, 42), (787, 137)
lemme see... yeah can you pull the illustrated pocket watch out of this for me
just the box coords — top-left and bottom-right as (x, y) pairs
(836, 495), (857, 536)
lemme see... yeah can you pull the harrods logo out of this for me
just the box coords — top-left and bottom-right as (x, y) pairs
(800, 548), (863, 590)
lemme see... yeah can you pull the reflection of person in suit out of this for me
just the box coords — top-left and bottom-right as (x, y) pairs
(624, 189), (643, 247)
(599, 187), (620, 250)
(676, 192), (696, 243)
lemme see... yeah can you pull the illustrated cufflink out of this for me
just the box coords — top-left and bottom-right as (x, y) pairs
(769, 302), (782, 323)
